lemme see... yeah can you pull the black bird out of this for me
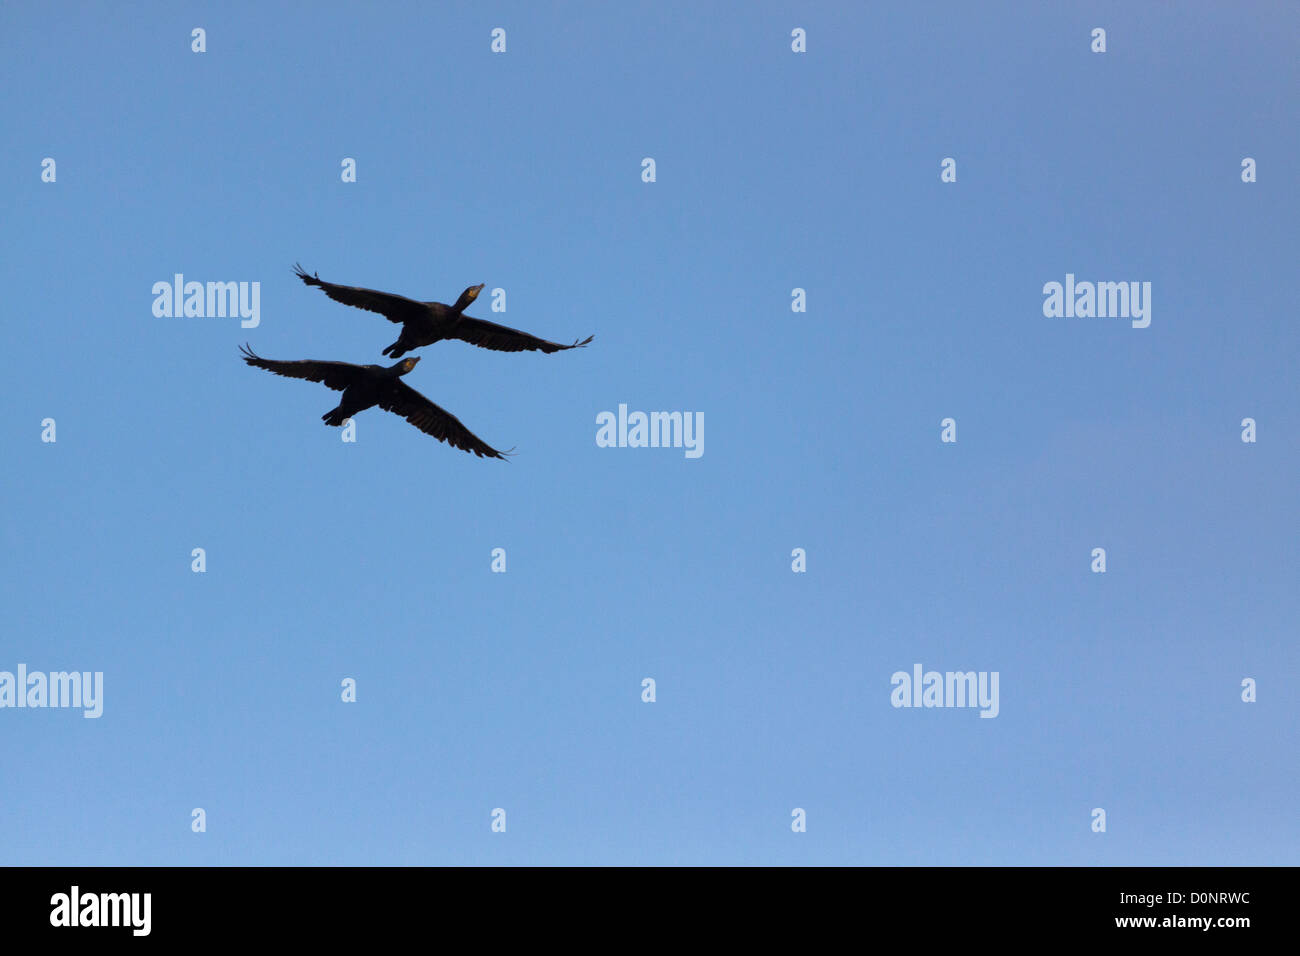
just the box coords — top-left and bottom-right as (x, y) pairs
(239, 344), (511, 459)
(293, 264), (593, 358)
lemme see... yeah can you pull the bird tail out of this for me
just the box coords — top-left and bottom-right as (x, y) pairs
(322, 407), (347, 427)
(382, 341), (405, 358)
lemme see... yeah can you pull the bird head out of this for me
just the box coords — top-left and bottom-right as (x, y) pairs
(453, 284), (485, 313)
(397, 356), (420, 375)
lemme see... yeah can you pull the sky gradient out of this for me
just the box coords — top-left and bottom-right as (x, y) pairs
(1, 1), (1296, 865)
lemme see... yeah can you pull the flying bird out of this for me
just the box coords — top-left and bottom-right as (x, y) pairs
(293, 264), (594, 359)
(239, 344), (512, 459)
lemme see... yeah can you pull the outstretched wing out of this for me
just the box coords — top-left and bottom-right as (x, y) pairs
(449, 314), (594, 354)
(293, 263), (427, 325)
(377, 382), (514, 460)
(239, 344), (363, 392)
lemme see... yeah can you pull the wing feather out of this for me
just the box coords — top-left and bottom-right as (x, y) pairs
(239, 344), (363, 392)
(293, 264), (426, 325)
(450, 315), (593, 354)
(378, 382), (513, 459)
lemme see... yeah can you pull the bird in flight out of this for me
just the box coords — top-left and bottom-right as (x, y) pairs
(239, 344), (512, 459)
(293, 264), (594, 359)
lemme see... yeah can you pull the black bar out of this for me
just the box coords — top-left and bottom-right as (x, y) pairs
(1, 866), (1282, 942)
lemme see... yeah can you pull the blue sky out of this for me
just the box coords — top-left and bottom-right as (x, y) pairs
(1, 1), (1296, 865)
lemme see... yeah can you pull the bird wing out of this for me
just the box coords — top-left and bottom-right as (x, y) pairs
(448, 314), (594, 354)
(377, 382), (513, 459)
(293, 264), (426, 325)
(239, 344), (363, 392)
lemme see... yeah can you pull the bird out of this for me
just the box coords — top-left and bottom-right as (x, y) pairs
(239, 344), (512, 459)
(293, 264), (594, 359)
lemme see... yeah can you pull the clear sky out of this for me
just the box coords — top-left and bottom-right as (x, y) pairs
(1, 1), (1296, 865)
